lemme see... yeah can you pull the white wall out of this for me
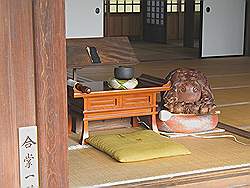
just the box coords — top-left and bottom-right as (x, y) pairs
(201, 0), (246, 57)
(65, 0), (104, 38)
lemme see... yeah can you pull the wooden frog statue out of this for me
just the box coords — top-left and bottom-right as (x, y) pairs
(163, 68), (216, 115)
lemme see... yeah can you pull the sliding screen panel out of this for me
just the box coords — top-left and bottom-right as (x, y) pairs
(201, 0), (246, 57)
(65, 0), (104, 38)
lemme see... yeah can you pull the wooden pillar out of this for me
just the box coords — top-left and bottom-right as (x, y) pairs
(245, 0), (250, 55)
(183, 0), (195, 47)
(33, 0), (68, 187)
(0, 0), (36, 187)
(104, 1), (109, 36)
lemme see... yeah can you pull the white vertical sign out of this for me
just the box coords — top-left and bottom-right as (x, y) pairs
(19, 126), (39, 188)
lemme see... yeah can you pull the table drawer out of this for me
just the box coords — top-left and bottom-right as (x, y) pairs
(85, 108), (153, 121)
(122, 93), (152, 107)
(86, 96), (120, 110)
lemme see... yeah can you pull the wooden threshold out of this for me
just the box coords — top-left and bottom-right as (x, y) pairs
(107, 165), (250, 187)
(218, 122), (250, 139)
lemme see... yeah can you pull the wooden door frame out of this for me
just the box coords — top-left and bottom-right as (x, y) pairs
(143, 0), (167, 43)
(0, 0), (36, 187)
(245, 0), (250, 55)
(183, 0), (195, 47)
(0, 0), (68, 187)
(33, 0), (68, 187)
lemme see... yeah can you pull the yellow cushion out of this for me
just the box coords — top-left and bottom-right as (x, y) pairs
(86, 130), (191, 162)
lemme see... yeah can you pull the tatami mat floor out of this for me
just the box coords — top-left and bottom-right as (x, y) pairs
(69, 127), (250, 187)
(208, 73), (250, 88)
(214, 88), (250, 106)
(67, 40), (250, 187)
(218, 105), (250, 130)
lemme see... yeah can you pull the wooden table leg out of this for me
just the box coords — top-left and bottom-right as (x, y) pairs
(72, 116), (77, 133)
(79, 119), (89, 145)
(152, 93), (159, 132)
(151, 113), (159, 132)
(131, 117), (140, 127)
(73, 68), (77, 81)
(68, 113), (72, 135)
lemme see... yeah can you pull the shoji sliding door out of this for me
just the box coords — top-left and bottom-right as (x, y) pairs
(65, 0), (104, 38)
(201, 0), (246, 57)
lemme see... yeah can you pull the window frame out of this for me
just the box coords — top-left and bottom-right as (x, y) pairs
(106, 0), (141, 14)
(166, 0), (201, 13)
(167, 0), (179, 13)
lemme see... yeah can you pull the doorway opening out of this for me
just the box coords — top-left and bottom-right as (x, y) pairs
(104, 0), (201, 62)
(65, 1), (250, 187)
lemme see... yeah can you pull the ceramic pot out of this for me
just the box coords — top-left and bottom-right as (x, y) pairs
(114, 66), (134, 80)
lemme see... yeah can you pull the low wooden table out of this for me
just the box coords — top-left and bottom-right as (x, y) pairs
(69, 77), (170, 144)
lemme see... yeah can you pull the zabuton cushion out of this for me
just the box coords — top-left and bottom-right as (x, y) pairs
(86, 130), (190, 162)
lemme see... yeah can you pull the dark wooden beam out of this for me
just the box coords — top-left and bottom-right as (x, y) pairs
(33, 0), (68, 187)
(183, 0), (195, 47)
(217, 122), (250, 139)
(245, 0), (250, 55)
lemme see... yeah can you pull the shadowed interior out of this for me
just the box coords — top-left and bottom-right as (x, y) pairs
(67, 41), (250, 187)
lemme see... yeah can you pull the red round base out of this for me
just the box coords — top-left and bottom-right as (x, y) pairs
(157, 114), (219, 133)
